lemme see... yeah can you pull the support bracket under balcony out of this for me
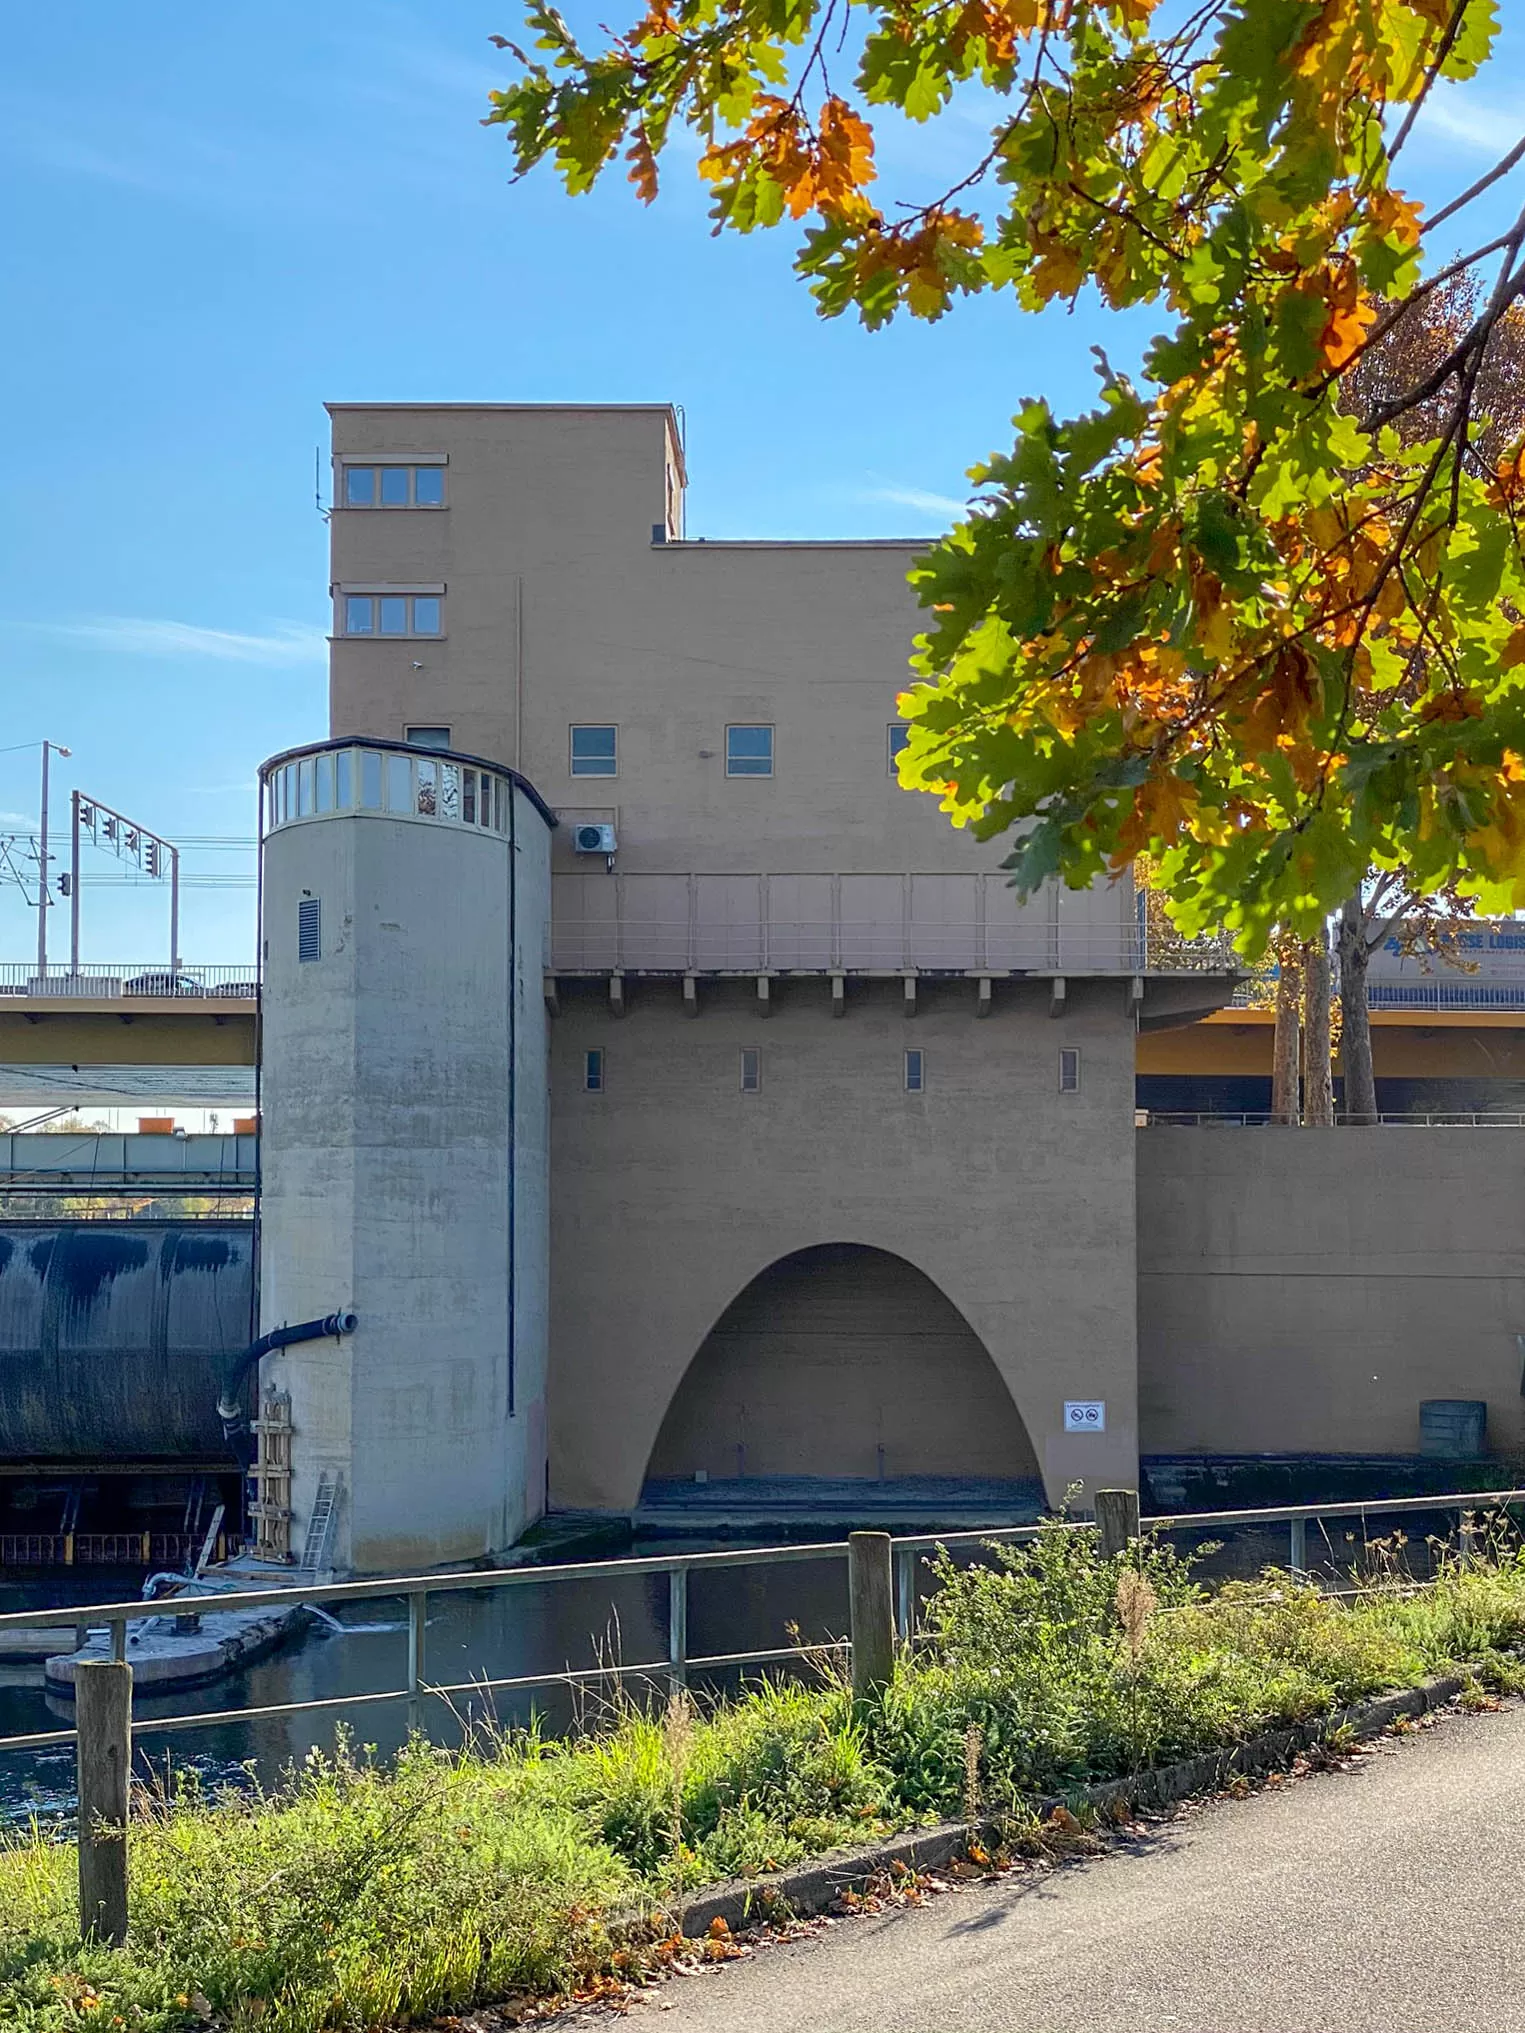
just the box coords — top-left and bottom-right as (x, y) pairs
(1049, 976), (1067, 1019)
(609, 972), (626, 1018)
(682, 973), (698, 1017)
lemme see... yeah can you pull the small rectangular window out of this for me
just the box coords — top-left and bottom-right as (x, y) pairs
(726, 725), (774, 777)
(341, 462), (446, 508)
(1059, 1046), (1081, 1094)
(888, 724), (911, 772)
(739, 1046), (761, 1093)
(340, 592), (442, 636)
(584, 1049), (604, 1093)
(571, 724), (618, 777)
(297, 897), (321, 963)
(406, 725), (452, 750)
(904, 1047), (924, 1092)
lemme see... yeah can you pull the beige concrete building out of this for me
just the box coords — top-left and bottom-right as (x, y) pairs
(310, 401), (1525, 1548)
(319, 400), (1232, 1528)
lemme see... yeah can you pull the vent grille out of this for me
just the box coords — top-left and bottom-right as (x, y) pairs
(298, 898), (321, 963)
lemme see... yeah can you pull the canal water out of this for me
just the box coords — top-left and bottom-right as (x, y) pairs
(0, 1509), (1468, 1821)
(0, 1541), (858, 1822)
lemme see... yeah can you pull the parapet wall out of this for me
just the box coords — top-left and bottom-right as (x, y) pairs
(1137, 1128), (1525, 1461)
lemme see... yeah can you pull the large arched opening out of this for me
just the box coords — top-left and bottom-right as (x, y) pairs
(642, 1242), (1042, 1497)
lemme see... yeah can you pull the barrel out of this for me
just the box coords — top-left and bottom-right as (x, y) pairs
(0, 1222), (254, 1461)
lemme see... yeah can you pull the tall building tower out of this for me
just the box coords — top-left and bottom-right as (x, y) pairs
(257, 736), (554, 1573)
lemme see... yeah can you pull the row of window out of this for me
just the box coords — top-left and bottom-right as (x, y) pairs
(343, 463), (446, 509)
(267, 749), (515, 831)
(584, 1045), (1082, 1093)
(343, 592), (442, 637)
(572, 723), (911, 778)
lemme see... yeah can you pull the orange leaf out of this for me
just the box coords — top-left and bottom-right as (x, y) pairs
(626, 124), (660, 204)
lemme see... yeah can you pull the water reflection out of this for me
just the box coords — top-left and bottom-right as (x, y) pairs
(0, 1510), (1472, 1820)
(0, 1543), (853, 1818)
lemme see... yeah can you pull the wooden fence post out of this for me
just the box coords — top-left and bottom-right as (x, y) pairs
(1095, 1489), (1140, 1561)
(849, 1532), (895, 1702)
(76, 1659), (132, 1946)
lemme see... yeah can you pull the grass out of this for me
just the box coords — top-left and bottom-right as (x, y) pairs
(7, 1518), (1525, 2031)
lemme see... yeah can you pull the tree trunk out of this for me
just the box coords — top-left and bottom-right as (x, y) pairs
(1302, 935), (1335, 1127)
(1271, 941), (1302, 1125)
(1337, 894), (1379, 1125)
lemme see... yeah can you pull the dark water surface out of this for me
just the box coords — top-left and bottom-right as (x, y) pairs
(0, 1541), (856, 1820)
(0, 1506), (1478, 1821)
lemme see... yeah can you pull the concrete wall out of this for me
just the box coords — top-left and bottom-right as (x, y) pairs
(647, 1242), (1042, 1482)
(550, 975), (1141, 1511)
(1138, 1128), (1525, 1459)
(324, 403), (1131, 967)
(259, 763), (553, 1572)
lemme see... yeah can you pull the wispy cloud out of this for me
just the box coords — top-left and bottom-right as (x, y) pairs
(860, 485), (972, 519)
(1413, 87), (1522, 160)
(28, 617), (328, 666)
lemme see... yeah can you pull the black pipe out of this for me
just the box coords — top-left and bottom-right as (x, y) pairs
(217, 1310), (357, 1435)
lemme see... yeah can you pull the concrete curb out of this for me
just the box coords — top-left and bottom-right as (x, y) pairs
(673, 1672), (1468, 1937)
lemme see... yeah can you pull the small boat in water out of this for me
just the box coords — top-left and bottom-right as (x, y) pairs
(44, 1570), (314, 1697)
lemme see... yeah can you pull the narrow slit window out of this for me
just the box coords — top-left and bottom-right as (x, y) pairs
(904, 1047), (925, 1092)
(297, 898), (321, 963)
(584, 1049), (604, 1093)
(1059, 1046), (1081, 1094)
(888, 724), (912, 773)
(739, 1046), (761, 1093)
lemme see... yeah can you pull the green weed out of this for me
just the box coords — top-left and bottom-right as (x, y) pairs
(7, 1518), (1525, 2029)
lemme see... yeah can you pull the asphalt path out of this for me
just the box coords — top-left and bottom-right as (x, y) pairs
(611, 1701), (1525, 2033)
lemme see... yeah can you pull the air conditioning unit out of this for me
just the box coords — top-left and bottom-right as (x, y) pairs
(573, 822), (617, 855)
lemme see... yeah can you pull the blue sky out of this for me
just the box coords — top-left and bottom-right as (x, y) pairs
(2, 2), (1522, 965)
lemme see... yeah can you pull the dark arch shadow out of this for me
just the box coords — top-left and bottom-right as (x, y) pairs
(642, 1242), (1042, 1502)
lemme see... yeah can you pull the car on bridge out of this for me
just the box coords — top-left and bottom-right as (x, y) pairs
(123, 972), (208, 998)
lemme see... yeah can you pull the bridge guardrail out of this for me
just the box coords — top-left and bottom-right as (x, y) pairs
(0, 964), (259, 997)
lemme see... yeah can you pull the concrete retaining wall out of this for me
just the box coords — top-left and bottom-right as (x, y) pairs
(1137, 1128), (1525, 1460)
(550, 975), (1142, 1511)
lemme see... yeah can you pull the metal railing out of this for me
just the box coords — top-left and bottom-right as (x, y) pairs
(0, 1132), (257, 1187)
(1139, 1110), (1525, 1128)
(0, 963), (259, 998)
(1227, 974), (1525, 1014)
(0, 1532), (218, 1570)
(550, 920), (1146, 974)
(2, 1484), (1518, 1759)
